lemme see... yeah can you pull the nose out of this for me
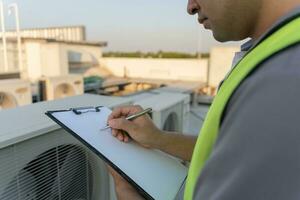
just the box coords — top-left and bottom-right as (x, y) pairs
(187, 0), (199, 15)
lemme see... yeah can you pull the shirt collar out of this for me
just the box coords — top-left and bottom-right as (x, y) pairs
(240, 39), (254, 52)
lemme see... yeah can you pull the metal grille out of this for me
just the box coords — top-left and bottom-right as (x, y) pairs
(0, 144), (93, 200)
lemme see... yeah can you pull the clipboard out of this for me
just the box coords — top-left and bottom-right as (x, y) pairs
(45, 106), (187, 200)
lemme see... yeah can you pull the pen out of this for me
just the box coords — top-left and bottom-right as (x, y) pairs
(100, 108), (152, 131)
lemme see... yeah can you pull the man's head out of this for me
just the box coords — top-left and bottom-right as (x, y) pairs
(187, 0), (262, 42)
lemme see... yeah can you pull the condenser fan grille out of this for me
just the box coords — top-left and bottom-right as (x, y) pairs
(0, 144), (94, 200)
(0, 92), (17, 109)
(163, 112), (179, 132)
(54, 84), (76, 99)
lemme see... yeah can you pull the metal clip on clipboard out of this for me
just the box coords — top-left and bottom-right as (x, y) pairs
(71, 106), (103, 115)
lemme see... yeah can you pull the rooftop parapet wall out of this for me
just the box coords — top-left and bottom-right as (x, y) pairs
(100, 58), (209, 83)
(209, 46), (240, 88)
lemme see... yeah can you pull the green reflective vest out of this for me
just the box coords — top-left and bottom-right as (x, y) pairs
(184, 17), (300, 200)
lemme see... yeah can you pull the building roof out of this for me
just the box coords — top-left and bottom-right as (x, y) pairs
(3, 37), (107, 47)
(24, 37), (107, 47)
(6, 25), (86, 32)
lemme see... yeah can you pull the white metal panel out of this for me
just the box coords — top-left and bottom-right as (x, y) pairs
(0, 94), (132, 149)
(123, 92), (156, 102)
(135, 92), (186, 111)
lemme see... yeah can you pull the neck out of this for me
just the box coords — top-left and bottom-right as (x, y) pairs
(250, 0), (300, 40)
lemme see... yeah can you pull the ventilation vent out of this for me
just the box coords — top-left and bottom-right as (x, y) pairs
(0, 92), (17, 109)
(0, 144), (93, 200)
(163, 112), (179, 132)
(54, 84), (76, 99)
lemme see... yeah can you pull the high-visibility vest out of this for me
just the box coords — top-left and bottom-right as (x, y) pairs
(184, 17), (300, 200)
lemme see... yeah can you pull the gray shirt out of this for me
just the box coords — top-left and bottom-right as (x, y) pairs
(193, 7), (300, 200)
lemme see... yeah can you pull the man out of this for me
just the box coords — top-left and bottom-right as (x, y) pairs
(107, 0), (300, 199)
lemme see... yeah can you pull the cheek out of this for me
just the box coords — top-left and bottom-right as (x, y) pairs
(208, 4), (234, 28)
(200, 0), (235, 29)
(204, 0), (233, 18)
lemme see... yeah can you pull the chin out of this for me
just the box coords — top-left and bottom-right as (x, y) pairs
(212, 32), (230, 42)
(212, 31), (246, 42)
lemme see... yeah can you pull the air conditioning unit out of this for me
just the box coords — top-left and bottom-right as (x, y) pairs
(149, 88), (191, 133)
(134, 93), (189, 133)
(0, 79), (32, 110)
(0, 94), (133, 200)
(41, 75), (84, 101)
(0, 129), (110, 200)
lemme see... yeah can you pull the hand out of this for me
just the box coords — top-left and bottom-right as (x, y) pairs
(107, 105), (163, 148)
(107, 165), (144, 200)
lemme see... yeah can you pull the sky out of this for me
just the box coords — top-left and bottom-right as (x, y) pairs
(2, 0), (242, 53)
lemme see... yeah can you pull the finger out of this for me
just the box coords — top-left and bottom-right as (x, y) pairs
(107, 165), (114, 174)
(112, 129), (122, 138)
(108, 105), (143, 121)
(107, 165), (121, 180)
(108, 106), (133, 121)
(109, 118), (137, 133)
(115, 129), (123, 137)
(117, 132), (124, 141)
(123, 134), (129, 142)
(108, 107), (125, 121)
(111, 129), (118, 137)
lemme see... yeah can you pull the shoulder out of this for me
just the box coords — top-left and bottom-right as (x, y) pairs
(218, 42), (300, 147)
(223, 42), (300, 122)
(192, 43), (300, 200)
(216, 41), (300, 156)
(254, 42), (300, 79)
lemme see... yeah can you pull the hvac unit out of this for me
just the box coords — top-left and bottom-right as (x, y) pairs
(0, 129), (110, 200)
(134, 93), (189, 133)
(41, 75), (84, 101)
(0, 94), (133, 200)
(123, 91), (157, 102)
(0, 79), (32, 110)
(149, 88), (191, 133)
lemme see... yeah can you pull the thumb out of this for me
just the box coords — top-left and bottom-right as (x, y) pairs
(109, 118), (137, 133)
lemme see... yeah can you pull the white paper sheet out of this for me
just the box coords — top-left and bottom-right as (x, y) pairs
(48, 106), (187, 200)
